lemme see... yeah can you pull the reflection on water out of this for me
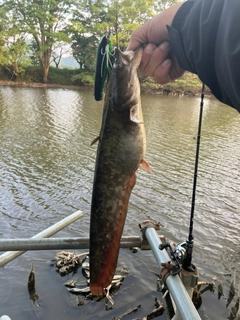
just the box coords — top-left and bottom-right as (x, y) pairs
(0, 87), (240, 319)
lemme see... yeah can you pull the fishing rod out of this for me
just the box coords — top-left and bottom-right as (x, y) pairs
(182, 83), (205, 271)
(159, 83), (205, 274)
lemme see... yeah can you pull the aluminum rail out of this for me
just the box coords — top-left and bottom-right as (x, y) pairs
(0, 210), (83, 267)
(145, 227), (201, 320)
(0, 236), (141, 251)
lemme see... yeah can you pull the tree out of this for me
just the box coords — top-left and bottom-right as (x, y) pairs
(68, 0), (157, 85)
(106, 0), (155, 49)
(107, 0), (180, 48)
(71, 35), (98, 71)
(1, 0), (75, 83)
(1, 35), (31, 79)
(71, 0), (109, 36)
(154, 0), (180, 12)
(0, 7), (31, 79)
(0, 8), (8, 63)
(70, 0), (109, 71)
(51, 42), (71, 68)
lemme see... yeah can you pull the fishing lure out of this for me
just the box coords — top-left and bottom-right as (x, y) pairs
(94, 35), (114, 101)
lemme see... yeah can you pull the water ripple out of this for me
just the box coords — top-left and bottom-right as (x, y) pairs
(1, 89), (240, 319)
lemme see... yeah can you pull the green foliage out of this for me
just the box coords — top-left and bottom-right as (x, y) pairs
(100, 0), (156, 49)
(12, 66), (82, 85)
(71, 0), (109, 35)
(140, 72), (202, 95)
(70, 0), (109, 70)
(1, 0), (76, 82)
(154, 0), (180, 12)
(22, 66), (44, 83)
(0, 8), (31, 79)
(71, 72), (94, 86)
(0, 66), (13, 80)
(48, 67), (79, 85)
(71, 35), (98, 72)
(120, 0), (155, 24)
(170, 73), (202, 90)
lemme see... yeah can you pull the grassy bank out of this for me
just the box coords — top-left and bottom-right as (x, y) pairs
(140, 72), (207, 96)
(0, 66), (93, 87)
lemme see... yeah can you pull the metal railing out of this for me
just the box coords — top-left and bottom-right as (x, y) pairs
(0, 214), (202, 320)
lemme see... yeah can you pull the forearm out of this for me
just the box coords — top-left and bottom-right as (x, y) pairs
(168, 0), (240, 111)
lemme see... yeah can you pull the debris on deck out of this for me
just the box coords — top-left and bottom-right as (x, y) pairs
(27, 264), (40, 303)
(55, 251), (88, 276)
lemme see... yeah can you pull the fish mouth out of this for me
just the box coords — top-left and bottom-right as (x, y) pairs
(114, 46), (143, 68)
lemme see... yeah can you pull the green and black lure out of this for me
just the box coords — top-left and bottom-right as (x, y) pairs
(94, 35), (114, 101)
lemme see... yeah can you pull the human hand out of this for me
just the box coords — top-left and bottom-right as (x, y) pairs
(127, 3), (185, 84)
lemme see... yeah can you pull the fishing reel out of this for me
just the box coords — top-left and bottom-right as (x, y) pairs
(159, 241), (187, 276)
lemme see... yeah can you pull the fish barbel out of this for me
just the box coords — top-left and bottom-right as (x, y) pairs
(90, 46), (149, 296)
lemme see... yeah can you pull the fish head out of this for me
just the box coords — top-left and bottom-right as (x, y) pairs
(113, 46), (143, 72)
(111, 46), (143, 116)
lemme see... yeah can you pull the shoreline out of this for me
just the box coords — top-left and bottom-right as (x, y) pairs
(0, 79), (212, 97)
(0, 80), (83, 90)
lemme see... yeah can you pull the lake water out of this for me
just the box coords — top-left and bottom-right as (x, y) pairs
(0, 86), (240, 319)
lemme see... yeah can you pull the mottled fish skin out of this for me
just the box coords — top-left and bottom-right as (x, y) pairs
(90, 46), (145, 296)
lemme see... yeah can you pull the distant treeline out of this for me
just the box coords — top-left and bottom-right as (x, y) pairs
(0, 64), (203, 96)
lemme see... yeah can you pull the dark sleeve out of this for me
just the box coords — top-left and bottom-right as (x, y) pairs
(167, 0), (240, 112)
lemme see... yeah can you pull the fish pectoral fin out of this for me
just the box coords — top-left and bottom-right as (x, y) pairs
(130, 115), (143, 124)
(130, 106), (143, 124)
(140, 159), (152, 173)
(91, 136), (100, 146)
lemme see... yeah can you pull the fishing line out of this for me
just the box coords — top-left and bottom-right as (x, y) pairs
(183, 83), (205, 271)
